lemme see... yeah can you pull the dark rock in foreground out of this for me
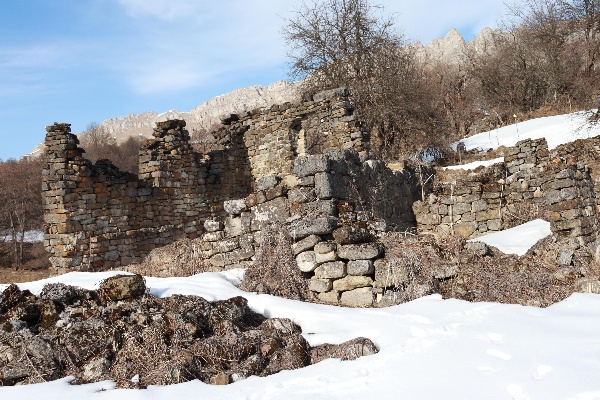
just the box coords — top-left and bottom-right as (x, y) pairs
(0, 275), (377, 387)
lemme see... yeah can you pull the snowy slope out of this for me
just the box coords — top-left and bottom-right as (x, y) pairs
(1, 270), (599, 400)
(458, 110), (600, 151)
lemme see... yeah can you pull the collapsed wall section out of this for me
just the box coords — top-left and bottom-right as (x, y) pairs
(413, 138), (599, 249)
(196, 151), (422, 307)
(216, 87), (368, 181)
(43, 120), (251, 273)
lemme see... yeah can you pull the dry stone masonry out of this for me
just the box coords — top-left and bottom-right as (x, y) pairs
(43, 89), (422, 309)
(44, 88), (600, 307)
(413, 138), (600, 250)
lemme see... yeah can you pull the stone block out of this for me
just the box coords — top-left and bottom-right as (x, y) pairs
(315, 172), (333, 199)
(292, 235), (321, 255)
(332, 225), (371, 245)
(293, 154), (329, 177)
(293, 200), (338, 217)
(204, 219), (223, 232)
(340, 287), (373, 307)
(256, 175), (280, 191)
(225, 217), (243, 237)
(318, 291), (341, 303)
(453, 222), (477, 238)
(288, 217), (338, 239)
(347, 260), (374, 276)
(287, 187), (316, 204)
(314, 261), (346, 279)
(314, 241), (336, 254)
(333, 275), (373, 291)
(315, 251), (337, 264)
(337, 243), (383, 260)
(308, 278), (333, 293)
(296, 251), (318, 272)
(224, 199), (247, 215)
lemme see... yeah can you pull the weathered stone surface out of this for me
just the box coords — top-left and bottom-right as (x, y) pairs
(317, 291), (340, 303)
(296, 251), (318, 272)
(314, 261), (346, 279)
(347, 260), (374, 276)
(333, 226), (371, 245)
(292, 235), (321, 255)
(204, 219), (224, 232)
(99, 274), (146, 301)
(288, 217), (338, 239)
(256, 175), (280, 191)
(465, 241), (488, 257)
(333, 276), (373, 291)
(314, 241), (336, 254)
(337, 243), (383, 260)
(315, 251), (338, 264)
(310, 336), (378, 364)
(292, 155), (329, 177)
(308, 279), (333, 293)
(453, 222), (477, 238)
(224, 199), (248, 215)
(287, 187), (316, 204)
(340, 287), (374, 307)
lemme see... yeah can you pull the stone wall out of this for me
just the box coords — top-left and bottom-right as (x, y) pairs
(43, 89), (418, 277)
(194, 151), (420, 307)
(413, 138), (599, 249)
(215, 87), (368, 181)
(43, 120), (251, 273)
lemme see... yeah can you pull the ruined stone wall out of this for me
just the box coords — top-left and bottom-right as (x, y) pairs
(216, 88), (368, 181)
(194, 151), (420, 307)
(413, 138), (599, 249)
(43, 120), (251, 273)
(43, 89), (416, 275)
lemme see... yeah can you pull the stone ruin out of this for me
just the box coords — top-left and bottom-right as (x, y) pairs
(413, 137), (600, 253)
(43, 88), (422, 306)
(42, 87), (600, 307)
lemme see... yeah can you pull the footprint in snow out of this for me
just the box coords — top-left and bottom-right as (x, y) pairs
(486, 349), (512, 360)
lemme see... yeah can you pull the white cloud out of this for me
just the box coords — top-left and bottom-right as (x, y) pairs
(117, 0), (202, 21)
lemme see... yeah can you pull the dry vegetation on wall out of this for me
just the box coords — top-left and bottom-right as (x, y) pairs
(77, 122), (144, 174)
(378, 232), (600, 308)
(240, 226), (310, 302)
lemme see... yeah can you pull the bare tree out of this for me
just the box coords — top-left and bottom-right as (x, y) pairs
(283, 0), (402, 87)
(560, 0), (600, 73)
(78, 121), (119, 163)
(0, 158), (44, 270)
(283, 0), (450, 160)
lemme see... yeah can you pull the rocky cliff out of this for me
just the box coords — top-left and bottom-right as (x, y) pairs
(101, 80), (300, 143)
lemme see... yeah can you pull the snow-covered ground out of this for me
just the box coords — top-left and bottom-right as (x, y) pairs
(1, 266), (599, 400)
(444, 157), (504, 171)
(457, 110), (599, 152)
(469, 219), (552, 256)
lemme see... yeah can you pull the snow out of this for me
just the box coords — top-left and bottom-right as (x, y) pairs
(457, 110), (600, 152)
(444, 157), (503, 170)
(1, 266), (600, 400)
(0, 230), (44, 243)
(468, 219), (552, 256)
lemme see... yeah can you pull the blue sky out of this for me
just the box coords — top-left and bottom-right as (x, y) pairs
(0, 0), (520, 160)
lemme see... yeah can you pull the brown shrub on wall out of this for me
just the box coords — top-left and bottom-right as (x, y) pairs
(241, 226), (310, 301)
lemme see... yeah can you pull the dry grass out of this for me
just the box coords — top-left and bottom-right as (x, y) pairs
(240, 226), (309, 301)
(124, 238), (212, 277)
